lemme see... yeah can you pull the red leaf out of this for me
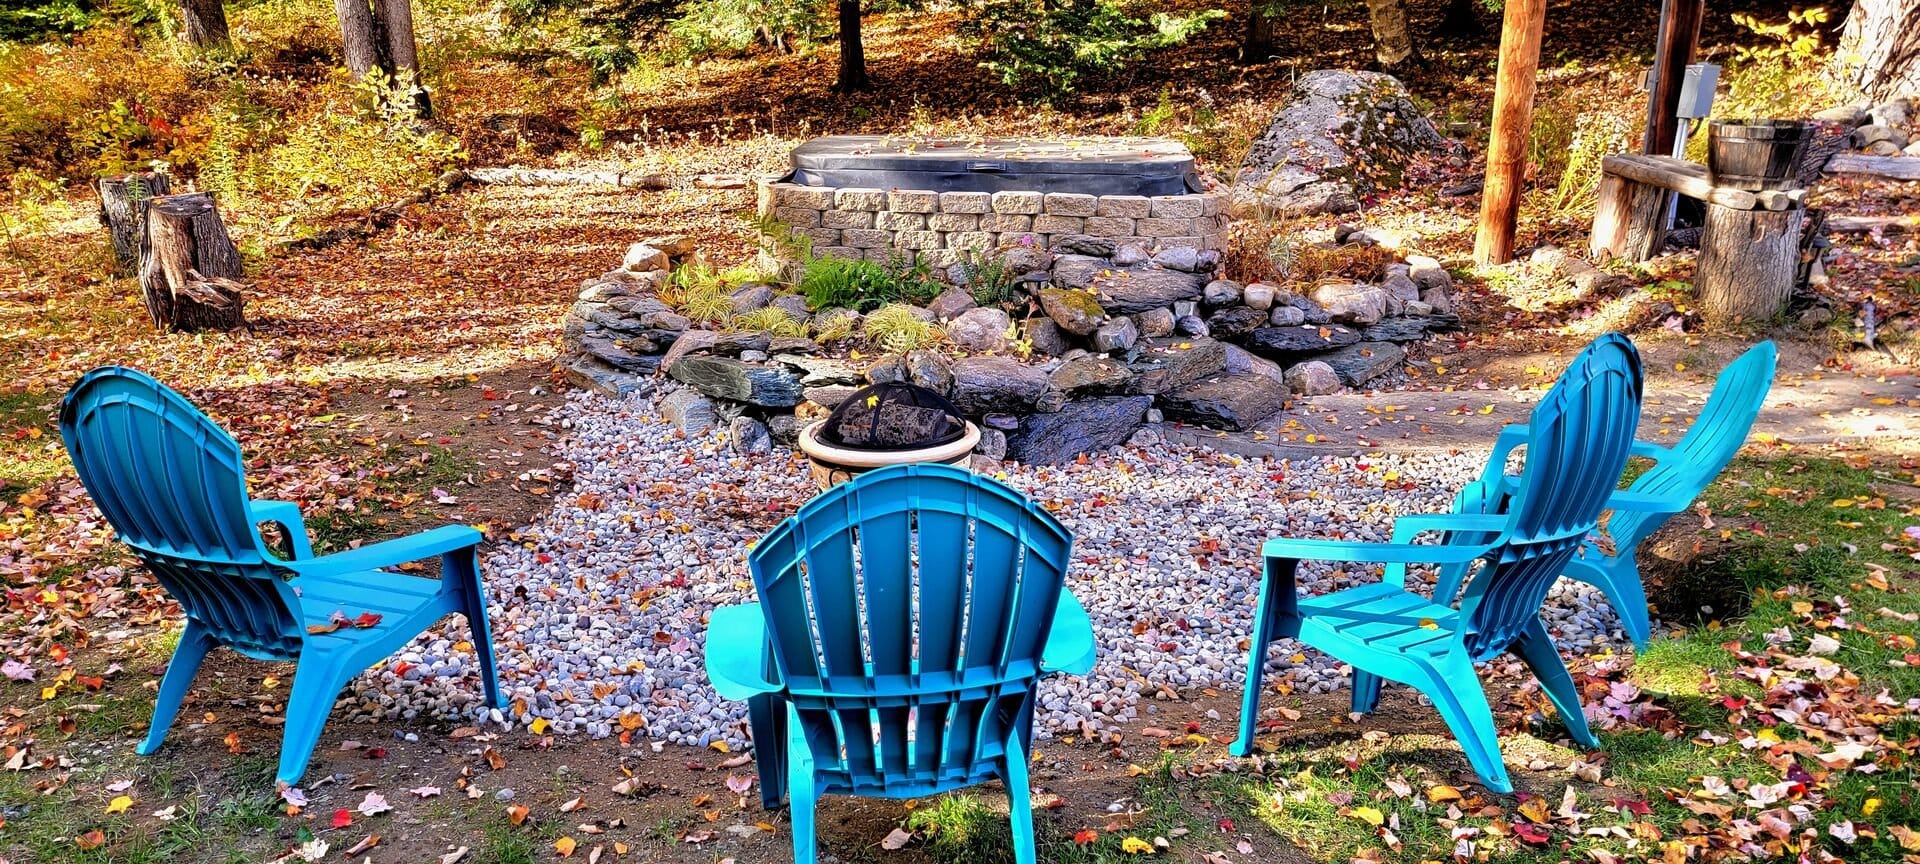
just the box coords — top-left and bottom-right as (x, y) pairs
(353, 612), (382, 629)
(332, 809), (353, 829)
(1073, 829), (1098, 847)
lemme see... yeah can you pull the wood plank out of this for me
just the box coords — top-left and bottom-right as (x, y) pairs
(1826, 214), (1920, 232)
(1823, 153), (1920, 181)
(1601, 154), (1803, 211)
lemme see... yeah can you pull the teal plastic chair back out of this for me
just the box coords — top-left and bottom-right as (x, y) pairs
(704, 462), (1096, 863)
(60, 366), (305, 659)
(1453, 341), (1776, 645)
(60, 366), (503, 786)
(1233, 334), (1644, 793)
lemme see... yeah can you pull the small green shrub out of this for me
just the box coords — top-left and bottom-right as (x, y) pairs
(731, 306), (807, 337)
(680, 282), (735, 324)
(862, 304), (939, 353)
(666, 0), (825, 59)
(966, 0), (1225, 101)
(812, 308), (859, 342)
(954, 250), (1022, 308)
(798, 253), (941, 313)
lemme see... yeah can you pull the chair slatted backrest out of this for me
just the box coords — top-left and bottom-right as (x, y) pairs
(1605, 341), (1775, 548)
(58, 367), (303, 658)
(1458, 334), (1644, 660)
(748, 463), (1073, 796)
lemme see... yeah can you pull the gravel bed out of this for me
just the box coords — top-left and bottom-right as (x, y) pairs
(340, 387), (1632, 750)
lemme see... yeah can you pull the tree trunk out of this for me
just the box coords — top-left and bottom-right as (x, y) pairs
(374, 0), (432, 117)
(1364, 0), (1418, 70)
(834, 0), (869, 92)
(1836, 0), (1920, 101)
(334, 0), (388, 80)
(180, 0), (230, 50)
(1473, 0), (1546, 264)
(1438, 0), (1484, 37)
(95, 172), (172, 276)
(1241, 2), (1276, 64)
(1642, 0), (1704, 155)
(138, 193), (248, 333)
(1698, 204), (1805, 326)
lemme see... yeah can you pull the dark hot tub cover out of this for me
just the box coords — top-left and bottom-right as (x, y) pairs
(789, 135), (1201, 197)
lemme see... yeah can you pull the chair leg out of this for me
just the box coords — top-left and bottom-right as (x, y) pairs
(138, 621), (215, 756)
(785, 704), (818, 864)
(1512, 618), (1599, 749)
(446, 547), (503, 708)
(1571, 555), (1651, 648)
(1417, 657), (1512, 794)
(748, 692), (787, 810)
(999, 734), (1037, 864)
(1232, 558), (1294, 757)
(1350, 669), (1383, 715)
(275, 658), (346, 786)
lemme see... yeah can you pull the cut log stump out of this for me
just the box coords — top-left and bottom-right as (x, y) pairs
(138, 193), (248, 332)
(1699, 205), (1806, 326)
(94, 172), (171, 275)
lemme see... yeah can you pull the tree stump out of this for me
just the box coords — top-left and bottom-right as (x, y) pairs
(138, 193), (249, 332)
(1698, 205), (1805, 326)
(94, 172), (171, 275)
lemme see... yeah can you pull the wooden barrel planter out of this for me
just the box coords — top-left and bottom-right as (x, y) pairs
(1707, 120), (1813, 192)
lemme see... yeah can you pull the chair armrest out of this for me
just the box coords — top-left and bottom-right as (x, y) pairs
(249, 499), (313, 560)
(1391, 513), (1509, 544)
(1040, 588), (1096, 675)
(1630, 439), (1674, 461)
(283, 525), (482, 578)
(1262, 534), (1495, 565)
(706, 603), (783, 701)
(1475, 424), (1532, 485)
(1605, 490), (1693, 516)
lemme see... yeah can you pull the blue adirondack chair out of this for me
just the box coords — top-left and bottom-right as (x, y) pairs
(704, 463), (1096, 864)
(1450, 341), (1777, 646)
(1231, 334), (1646, 793)
(58, 366), (503, 786)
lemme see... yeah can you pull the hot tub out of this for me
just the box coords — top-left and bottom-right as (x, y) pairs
(757, 135), (1229, 272)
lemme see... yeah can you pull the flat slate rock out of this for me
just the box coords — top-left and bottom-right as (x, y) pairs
(1091, 267), (1208, 314)
(950, 356), (1051, 414)
(577, 335), (662, 374)
(1205, 306), (1268, 340)
(1158, 373), (1289, 431)
(1126, 337), (1229, 395)
(565, 357), (653, 399)
(1004, 396), (1152, 465)
(1321, 341), (1407, 387)
(1243, 324), (1364, 359)
(1358, 317), (1434, 342)
(667, 355), (804, 407)
(1050, 357), (1136, 395)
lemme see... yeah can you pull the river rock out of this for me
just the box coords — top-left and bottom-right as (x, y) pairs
(951, 357), (1051, 414)
(1202, 279), (1243, 307)
(1158, 373), (1288, 431)
(1309, 283), (1390, 325)
(1052, 254), (1109, 289)
(947, 307), (1013, 352)
(1405, 254), (1451, 292)
(1003, 396), (1152, 465)
(1113, 244), (1150, 266)
(668, 356), (804, 407)
(1134, 307), (1176, 338)
(1320, 341), (1406, 387)
(928, 288), (977, 321)
(1284, 361), (1343, 395)
(1175, 315), (1209, 338)
(622, 242), (668, 272)
(1092, 316), (1139, 353)
(1152, 246), (1203, 273)
(1243, 324), (1363, 359)
(1268, 305), (1306, 327)
(1024, 318), (1072, 356)
(1242, 282), (1278, 311)
(1039, 288), (1108, 335)
(730, 284), (775, 313)
(1092, 268), (1208, 314)
(1231, 70), (1445, 215)
(905, 349), (954, 395)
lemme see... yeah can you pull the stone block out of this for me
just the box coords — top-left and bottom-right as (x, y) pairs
(920, 248), (960, 269)
(1096, 195), (1152, 218)
(1136, 217), (1195, 238)
(938, 191), (992, 214)
(888, 189), (939, 213)
(1159, 236), (1206, 248)
(928, 212), (980, 232)
(999, 232), (1040, 248)
(821, 209), (873, 230)
(772, 183), (832, 209)
(980, 213), (1032, 233)
(1043, 192), (1098, 216)
(866, 248), (909, 264)
(992, 190), (1044, 215)
(946, 231), (996, 251)
(1201, 194), (1226, 217)
(1033, 215), (1085, 234)
(877, 211), (927, 230)
(813, 245), (860, 260)
(843, 228), (892, 249)
(1083, 216), (1135, 238)
(895, 230), (942, 250)
(797, 227), (840, 246)
(835, 188), (888, 211)
(774, 206), (821, 227)
(1151, 195), (1207, 218)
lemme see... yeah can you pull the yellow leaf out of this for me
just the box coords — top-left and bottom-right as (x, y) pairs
(1426, 785), (1462, 802)
(1125, 764), (1148, 777)
(531, 718), (551, 735)
(1418, 618), (1438, 630)
(1518, 797), (1551, 824)
(507, 804), (530, 826)
(555, 836), (577, 857)
(1120, 837), (1154, 854)
(106, 795), (133, 814)
(1755, 728), (1782, 745)
(1351, 806), (1385, 826)
(1478, 405), (1495, 415)
(709, 741), (730, 753)
(614, 842), (630, 855)
(1863, 798), (1881, 817)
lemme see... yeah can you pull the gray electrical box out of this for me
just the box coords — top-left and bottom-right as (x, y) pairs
(1676, 63), (1721, 119)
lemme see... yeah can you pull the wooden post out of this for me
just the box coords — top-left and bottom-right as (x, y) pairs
(1699, 206), (1805, 325)
(1642, 0), (1705, 155)
(1472, 0), (1547, 265)
(95, 172), (172, 276)
(138, 193), (249, 332)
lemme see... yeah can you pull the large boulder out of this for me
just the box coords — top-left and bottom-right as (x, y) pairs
(1091, 268), (1209, 314)
(946, 307), (1013, 352)
(1231, 70), (1446, 215)
(667, 356), (804, 407)
(1051, 254), (1109, 289)
(1003, 396), (1152, 465)
(1038, 288), (1108, 336)
(950, 357), (1051, 414)
(1126, 337), (1230, 395)
(1309, 283), (1391, 325)
(1159, 373), (1288, 431)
